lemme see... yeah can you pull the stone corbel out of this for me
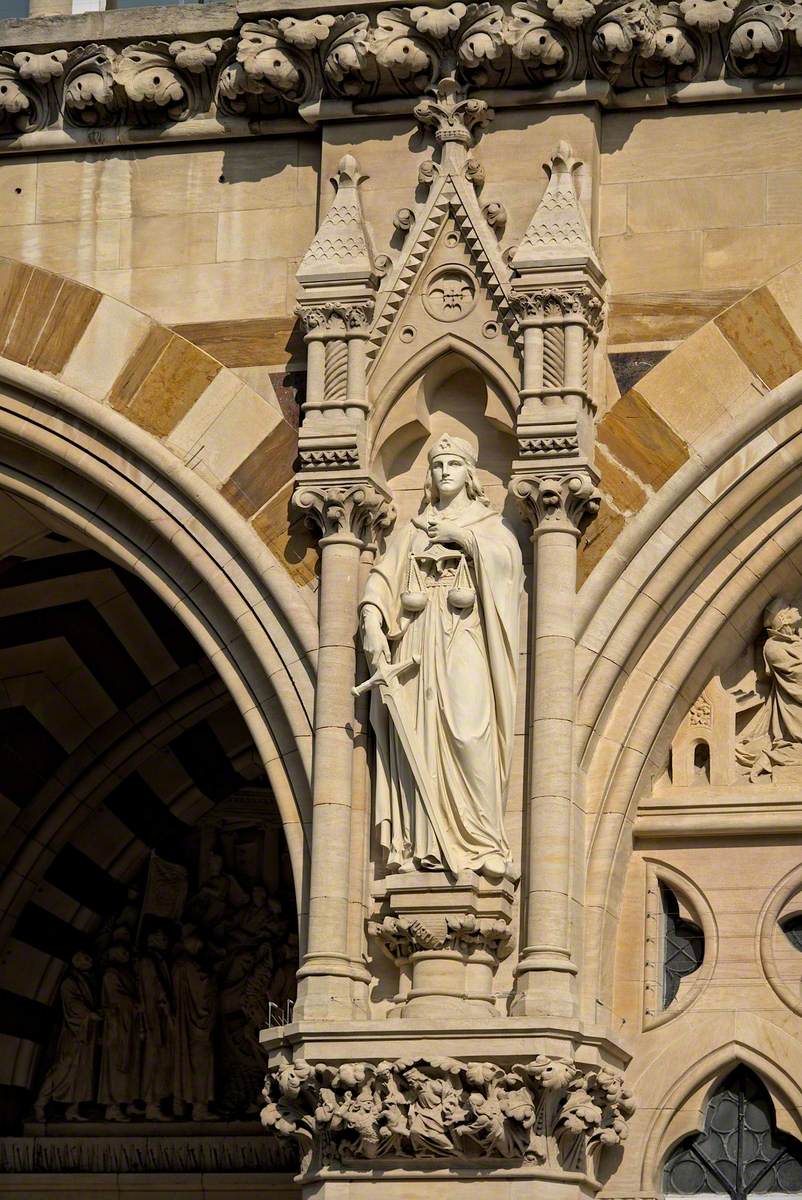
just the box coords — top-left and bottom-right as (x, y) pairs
(260, 1050), (634, 1177)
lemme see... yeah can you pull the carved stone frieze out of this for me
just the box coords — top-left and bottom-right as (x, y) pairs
(513, 285), (604, 330)
(3, 0), (799, 143)
(370, 912), (512, 960)
(260, 1053), (634, 1171)
(511, 470), (601, 535)
(292, 480), (395, 544)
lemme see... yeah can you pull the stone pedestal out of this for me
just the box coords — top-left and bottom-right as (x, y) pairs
(370, 870), (515, 1019)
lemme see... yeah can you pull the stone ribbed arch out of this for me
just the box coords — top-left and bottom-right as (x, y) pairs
(0, 257), (318, 924)
(575, 256), (802, 1020)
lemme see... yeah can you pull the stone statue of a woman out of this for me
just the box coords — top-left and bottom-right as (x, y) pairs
(359, 434), (523, 879)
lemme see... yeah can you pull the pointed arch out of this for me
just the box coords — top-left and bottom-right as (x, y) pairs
(575, 255), (802, 1018)
(0, 259), (318, 932)
(370, 332), (519, 445)
(640, 1035), (802, 1193)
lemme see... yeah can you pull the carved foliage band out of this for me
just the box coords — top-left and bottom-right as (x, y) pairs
(2, 0), (800, 137)
(260, 1053), (634, 1170)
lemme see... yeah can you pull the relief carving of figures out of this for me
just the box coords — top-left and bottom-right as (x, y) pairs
(359, 434), (523, 879)
(172, 932), (218, 1121)
(736, 596), (802, 782)
(138, 928), (175, 1120)
(97, 941), (141, 1121)
(261, 1053), (634, 1172)
(31, 793), (298, 1124)
(33, 952), (101, 1121)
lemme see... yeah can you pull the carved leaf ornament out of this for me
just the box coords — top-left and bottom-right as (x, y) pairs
(0, 0), (796, 135)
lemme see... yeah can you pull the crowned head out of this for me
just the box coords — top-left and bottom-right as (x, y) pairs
(424, 433), (488, 506)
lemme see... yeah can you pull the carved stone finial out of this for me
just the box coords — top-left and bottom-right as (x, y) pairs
(511, 139), (600, 273)
(297, 151), (374, 284)
(414, 75), (492, 146)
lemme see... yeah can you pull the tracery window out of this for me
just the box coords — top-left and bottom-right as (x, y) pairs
(664, 1067), (802, 1197)
(780, 914), (802, 952)
(662, 883), (704, 1008)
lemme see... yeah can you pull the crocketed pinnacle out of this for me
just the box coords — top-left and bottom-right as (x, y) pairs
(511, 141), (600, 271)
(297, 153), (374, 283)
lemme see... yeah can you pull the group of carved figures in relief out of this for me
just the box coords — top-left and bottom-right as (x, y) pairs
(359, 434), (523, 879)
(676, 595), (802, 786)
(34, 832), (297, 1124)
(260, 1053), (633, 1170)
(5, 0), (802, 138)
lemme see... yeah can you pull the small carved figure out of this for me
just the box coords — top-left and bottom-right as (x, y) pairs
(184, 850), (248, 939)
(98, 942), (141, 1120)
(736, 596), (802, 781)
(33, 951), (101, 1121)
(172, 932), (218, 1120)
(359, 434), (523, 878)
(137, 928), (174, 1120)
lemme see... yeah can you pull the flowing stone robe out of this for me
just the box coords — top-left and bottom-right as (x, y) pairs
(98, 961), (140, 1106)
(172, 953), (216, 1105)
(361, 499), (522, 874)
(737, 628), (802, 778)
(36, 971), (98, 1105)
(137, 950), (174, 1104)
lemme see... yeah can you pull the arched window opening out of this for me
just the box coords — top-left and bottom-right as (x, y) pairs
(664, 1067), (802, 1196)
(780, 914), (802, 952)
(694, 741), (711, 784)
(661, 884), (704, 1008)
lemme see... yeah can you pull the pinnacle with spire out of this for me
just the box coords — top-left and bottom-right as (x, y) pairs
(297, 154), (374, 286)
(511, 142), (601, 274)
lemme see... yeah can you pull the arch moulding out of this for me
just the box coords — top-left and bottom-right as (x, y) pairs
(0, 257), (319, 929)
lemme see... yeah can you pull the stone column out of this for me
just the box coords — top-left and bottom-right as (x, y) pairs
(289, 155), (388, 1018)
(510, 470), (598, 1017)
(293, 482), (392, 1019)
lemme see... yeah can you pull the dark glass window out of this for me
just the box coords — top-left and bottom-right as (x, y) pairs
(665, 1067), (802, 1197)
(662, 883), (704, 1008)
(780, 914), (802, 952)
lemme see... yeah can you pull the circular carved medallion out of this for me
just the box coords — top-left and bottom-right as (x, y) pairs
(422, 265), (477, 322)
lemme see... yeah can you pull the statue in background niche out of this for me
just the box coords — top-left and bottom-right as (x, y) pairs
(736, 596), (802, 781)
(359, 434), (523, 879)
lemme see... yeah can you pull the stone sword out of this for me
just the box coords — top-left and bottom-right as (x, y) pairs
(353, 654), (458, 873)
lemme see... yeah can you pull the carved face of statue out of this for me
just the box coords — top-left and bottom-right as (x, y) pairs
(109, 944), (130, 964)
(72, 951), (93, 972)
(251, 885), (267, 907)
(430, 453), (469, 501)
(147, 929), (169, 953)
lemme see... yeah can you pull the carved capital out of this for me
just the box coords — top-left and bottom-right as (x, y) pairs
(296, 299), (374, 334)
(292, 480), (395, 545)
(261, 1053), (634, 1172)
(513, 285), (603, 330)
(370, 913), (511, 962)
(511, 469), (600, 536)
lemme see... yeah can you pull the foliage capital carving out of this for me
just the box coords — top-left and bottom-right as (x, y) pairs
(292, 480), (395, 545)
(511, 469), (600, 535)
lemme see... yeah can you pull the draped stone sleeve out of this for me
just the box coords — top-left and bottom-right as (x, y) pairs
(359, 523), (414, 641)
(467, 512), (524, 795)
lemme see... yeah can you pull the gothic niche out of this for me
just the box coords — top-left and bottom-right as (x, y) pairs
(32, 787), (297, 1125)
(669, 595), (802, 787)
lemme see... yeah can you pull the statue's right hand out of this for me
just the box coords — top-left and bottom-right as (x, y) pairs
(361, 606), (390, 670)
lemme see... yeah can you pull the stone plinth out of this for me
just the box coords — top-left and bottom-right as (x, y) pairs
(370, 870), (515, 1019)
